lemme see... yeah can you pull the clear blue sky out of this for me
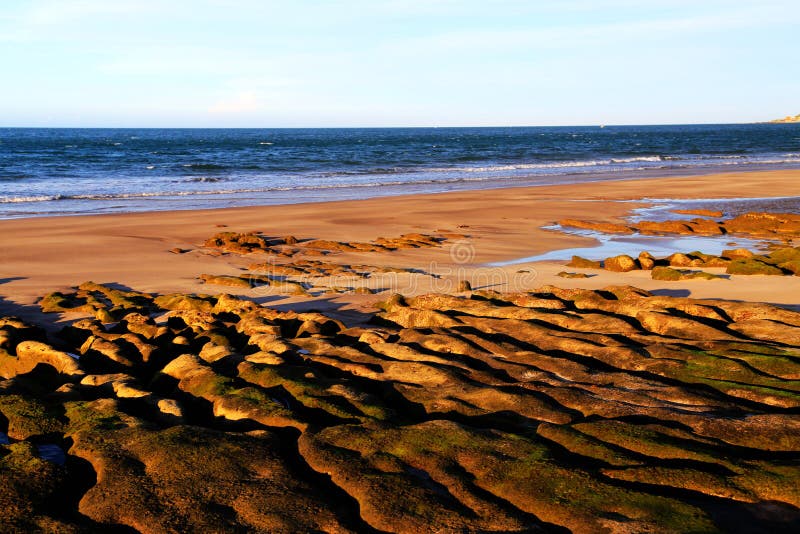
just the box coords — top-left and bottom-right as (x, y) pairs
(1, 0), (797, 127)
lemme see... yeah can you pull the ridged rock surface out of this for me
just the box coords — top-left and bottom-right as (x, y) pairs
(1, 284), (799, 532)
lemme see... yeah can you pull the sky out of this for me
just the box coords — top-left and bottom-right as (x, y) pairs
(0, 0), (798, 127)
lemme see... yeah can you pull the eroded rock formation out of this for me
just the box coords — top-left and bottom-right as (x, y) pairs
(1, 283), (798, 531)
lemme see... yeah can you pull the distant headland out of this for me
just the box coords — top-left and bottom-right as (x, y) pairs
(770, 113), (800, 123)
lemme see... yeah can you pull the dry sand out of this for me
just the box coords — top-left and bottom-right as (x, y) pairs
(1, 169), (799, 324)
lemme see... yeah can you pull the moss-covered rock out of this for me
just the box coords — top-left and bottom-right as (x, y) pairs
(726, 259), (785, 276)
(566, 255), (601, 269)
(556, 271), (590, 278)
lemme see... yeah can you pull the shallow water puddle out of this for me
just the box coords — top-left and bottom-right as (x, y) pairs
(494, 226), (770, 265)
(0, 432), (67, 465)
(35, 443), (67, 465)
(494, 196), (796, 265)
(627, 196), (800, 223)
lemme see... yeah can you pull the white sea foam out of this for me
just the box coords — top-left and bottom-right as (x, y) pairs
(0, 195), (63, 203)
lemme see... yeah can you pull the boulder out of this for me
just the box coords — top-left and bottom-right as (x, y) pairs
(638, 251), (656, 270)
(651, 266), (683, 281)
(667, 253), (701, 267)
(566, 256), (601, 269)
(604, 255), (638, 272)
(9, 341), (83, 378)
(721, 248), (754, 260)
(726, 259), (785, 276)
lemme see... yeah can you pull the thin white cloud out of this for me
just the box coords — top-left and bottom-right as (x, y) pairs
(383, 3), (793, 55)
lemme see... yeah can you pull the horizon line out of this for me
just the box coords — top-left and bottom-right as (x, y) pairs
(0, 121), (786, 129)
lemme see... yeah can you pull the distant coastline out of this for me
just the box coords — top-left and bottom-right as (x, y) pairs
(770, 113), (800, 123)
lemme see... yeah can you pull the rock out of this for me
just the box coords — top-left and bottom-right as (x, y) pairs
(120, 313), (162, 339)
(721, 248), (755, 260)
(672, 209), (723, 218)
(0, 440), (76, 531)
(666, 253), (699, 267)
(153, 294), (215, 312)
(724, 212), (800, 236)
(0, 394), (65, 439)
(198, 343), (234, 363)
(351, 286), (373, 295)
(637, 220), (694, 235)
(456, 280), (472, 291)
(638, 251), (656, 270)
(557, 271), (590, 278)
(652, 267), (723, 281)
(559, 219), (633, 234)
(39, 291), (97, 314)
(4, 280), (800, 532)
(636, 310), (735, 340)
(379, 307), (462, 329)
(213, 293), (260, 314)
(726, 259), (785, 276)
(566, 255), (602, 269)
(766, 247), (800, 264)
(604, 254), (638, 272)
(651, 266), (684, 281)
(79, 336), (137, 369)
(94, 308), (115, 323)
(560, 211), (800, 240)
(203, 231), (272, 254)
(156, 398), (184, 419)
(198, 274), (252, 288)
(172, 336), (190, 346)
(7, 341), (83, 378)
(778, 260), (800, 275)
(244, 351), (285, 365)
(728, 319), (800, 346)
(686, 219), (724, 234)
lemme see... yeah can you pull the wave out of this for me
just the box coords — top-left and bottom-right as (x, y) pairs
(424, 153), (800, 174)
(0, 175), (506, 204)
(180, 163), (228, 170)
(178, 177), (229, 183)
(4, 152), (800, 206)
(0, 195), (65, 203)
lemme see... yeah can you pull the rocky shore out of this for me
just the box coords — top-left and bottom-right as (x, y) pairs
(1, 170), (799, 532)
(2, 282), (800, 532)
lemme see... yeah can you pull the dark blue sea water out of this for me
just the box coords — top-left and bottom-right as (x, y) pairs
(1, 124), (799, 218)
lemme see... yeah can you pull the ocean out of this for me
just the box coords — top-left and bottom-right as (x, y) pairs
(1, 124), (799, 219)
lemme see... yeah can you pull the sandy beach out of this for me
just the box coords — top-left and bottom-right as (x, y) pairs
(2, 168), (799, 324)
